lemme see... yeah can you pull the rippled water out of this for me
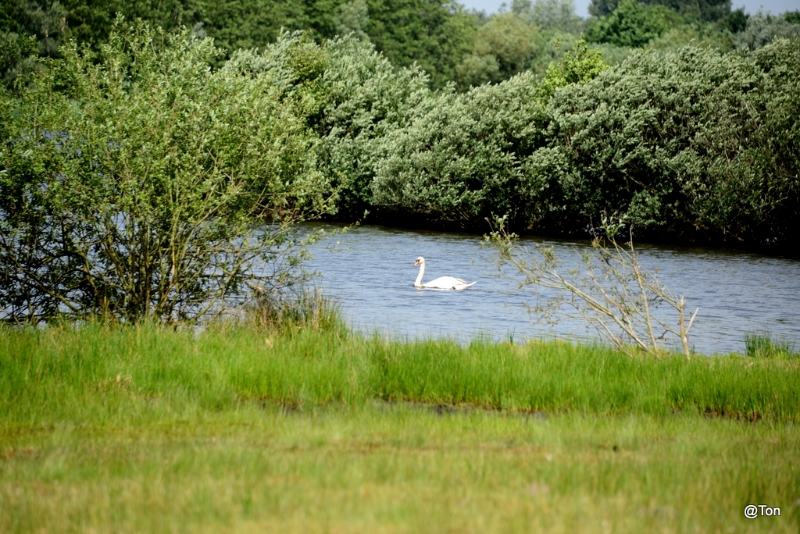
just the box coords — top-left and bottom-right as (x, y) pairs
(304, 223), (800, 355)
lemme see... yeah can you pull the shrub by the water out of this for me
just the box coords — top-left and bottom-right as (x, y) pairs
(532, 39), (800, 247)
(0, 19), (334, 325)
(326, 36), (800, 251)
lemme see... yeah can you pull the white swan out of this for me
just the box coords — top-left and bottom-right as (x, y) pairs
(413, 257), (476, 290)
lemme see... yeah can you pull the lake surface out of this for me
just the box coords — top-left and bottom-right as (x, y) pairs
(304, 223), (800, 355)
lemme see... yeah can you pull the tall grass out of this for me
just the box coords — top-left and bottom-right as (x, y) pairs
(745, 331), (797, 358)
(2, 321), (798, 426)
(238, 289), (346, 334)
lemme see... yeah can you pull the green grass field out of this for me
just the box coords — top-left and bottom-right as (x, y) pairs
(1, 323), (798, 532)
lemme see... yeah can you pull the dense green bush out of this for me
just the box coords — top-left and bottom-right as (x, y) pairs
(372, 73), (545, 225)
(3, 12), (798, 295)
(533, 39), (800, 246)
(355, 37), (799, 250)
(0, 20), (333, 324)
(371, 41), (607, 227)
(312, 36), (433, 218)
(228, 33), (433, 219)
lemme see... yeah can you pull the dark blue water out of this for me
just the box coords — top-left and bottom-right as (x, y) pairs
(304, 223), (800, 355)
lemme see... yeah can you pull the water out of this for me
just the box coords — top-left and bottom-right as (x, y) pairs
(304, 223), (800, 355)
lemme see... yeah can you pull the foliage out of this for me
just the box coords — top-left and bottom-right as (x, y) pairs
(587, 41), (634, 65)
(0, 0), (69, 58)
(1, 0), (479, 90)
(590, 0), (732, 22)
(721, 7), (748, 34)
(733, 11), (800, 51)
(198, 0), (479, 89)
(228, 33), (433, 220)
(531, 39), (800, 248)
(586, 0), (685, 48)
(645, 23), (732, 50)
(361, 35), (799, 251)
(0, 31), (39, 89)
(371, 41), (607, 227)
(460, 1), (588, 86)
(646, 0), (731, 22)
(334, 0), (370, 40)
(521, 0), (585, 33)
(313, 37), (432, 218)
(0, 20), (333, 324)
(537, 38), (608, 98)
(365, 0), (477, 89)
(3, 1), (798, 257)
(0, 0), (69, 88)
(455, 12), (540, 88)
(371, 73), (546, 226)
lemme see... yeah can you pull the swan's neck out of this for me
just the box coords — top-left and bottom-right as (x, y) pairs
(414, 263), (425, 287)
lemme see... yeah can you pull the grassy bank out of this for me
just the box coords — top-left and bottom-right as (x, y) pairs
(2, 323), (799, 423)
(1, 324), (799, 532)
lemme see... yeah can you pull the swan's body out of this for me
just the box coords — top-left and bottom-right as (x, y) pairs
(413, 257), (476, 290)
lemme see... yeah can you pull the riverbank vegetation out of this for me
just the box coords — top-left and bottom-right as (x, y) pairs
(3, 320), (799, 424)
(1, 321), (798, 532)
(2, 2), (799, 257)
(0, 23), (336, 324)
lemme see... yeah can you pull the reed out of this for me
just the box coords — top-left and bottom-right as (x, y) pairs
(745, 331), (797, 359)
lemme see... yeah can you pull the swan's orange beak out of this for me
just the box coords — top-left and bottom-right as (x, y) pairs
(413, 260), (419, 266)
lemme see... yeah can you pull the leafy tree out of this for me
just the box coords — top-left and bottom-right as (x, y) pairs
(586, 0), (684, 47)
(61, 0), (197, 47)
(590, 0), (731, 22)
(2, 0), (479, 90)
(588, 0), (617, 18)
(371, 42), (607, 227)
(334, 0), (370, 39)
(733, 11), (800, 50)
(455, 12), (539, 88)
(372, 74), (546, 226)
(228, 32), (433, 219)
(365, 0), (477, 88)
(513, 0), (584, 32)
(313, 37), (432, 218)
(721, 7), (748, 33)
(648, 0), (730, 22)
(0, 32), (38, 89)
(0, 0), (69, 57)
(645, 24), (725, 50)
(0, 20), (333, 324)
(194, 0), (328, 54)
